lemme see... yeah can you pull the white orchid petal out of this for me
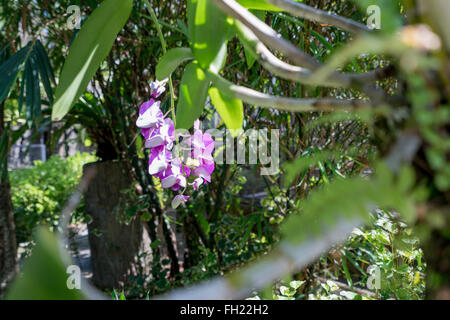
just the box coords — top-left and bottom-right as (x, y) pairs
(148, 158), (167, 175)
(145, 135), (164, 148)
(161, 175), (177, 188)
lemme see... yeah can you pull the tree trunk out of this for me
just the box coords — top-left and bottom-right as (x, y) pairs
(0, 101), (18, 297)
(83, 161), (151, 290)
(0, 178), (18, 298)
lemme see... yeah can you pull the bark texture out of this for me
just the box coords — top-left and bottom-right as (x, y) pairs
(0, 101), (18, 297)
(83, 161), (151, 290)
(0, 178), (18, 297)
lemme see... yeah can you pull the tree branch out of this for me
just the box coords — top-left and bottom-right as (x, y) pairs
(235, 21), (392, 88)
(214, 0), (395, 93)
(210, 0), (322, 70)
(265, 0), (371, 34)
(208, 71), (372, 113)
(235, 20), (349, 87)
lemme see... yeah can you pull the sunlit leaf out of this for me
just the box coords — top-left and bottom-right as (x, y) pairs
(236, 0), (281, 11)
(175, 61), (208, 130)
(156, 47), (194, 80)
(208, 86), (243, 135)
(190, 0), (229, 71)
(52, 0), (133, 120)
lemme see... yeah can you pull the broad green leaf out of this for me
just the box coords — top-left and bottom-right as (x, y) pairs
(236, 0), (281, 11)
(51, 0), (133, 121)
(6, 227), (86, 300)
(208, 86), (243, 135)
(191, 0), (228, 71)
(187, 0), (198, 42)
(175, 61), (209, 130)
(155, 47), (194, 80)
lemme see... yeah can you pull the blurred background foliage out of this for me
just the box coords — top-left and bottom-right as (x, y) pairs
(0, 0), (448, 300)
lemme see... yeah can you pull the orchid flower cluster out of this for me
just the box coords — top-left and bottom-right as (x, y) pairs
(135, 80), (215, 209)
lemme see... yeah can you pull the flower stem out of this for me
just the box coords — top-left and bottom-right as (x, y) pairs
(143, 0), (176, 126)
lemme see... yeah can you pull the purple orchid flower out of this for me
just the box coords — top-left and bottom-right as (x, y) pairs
(156, 158), (189, 191)
(171, 194), (190, 209)
(145, 118), (175, 150)
(148, 145), (172, 176)
(150, 79), (168, 98)
(137, 83), (216, 207)
(191, 177), (204, 191)
(136, 99), (164, 129)
(190, 120), (215, 184)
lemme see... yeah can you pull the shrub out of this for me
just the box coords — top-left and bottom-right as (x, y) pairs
(10, 152), (97, 243)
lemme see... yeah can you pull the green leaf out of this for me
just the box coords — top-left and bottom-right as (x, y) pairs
(191, 0), (228, 71)
(33, 41), (54, 104)
(24, 55), (41, 125)
(35, 40), (55, 84)
(0, 43), (31, 103)
(51, 0), (133, 121)
(196, 212), (210, 235)
(341, 255), (353, 288)
(177, 19), (190, 39)
(155, 47), (194, 80)
(187, 0), (198, 42)
(243, 10), (266, 69)
(208, 86), (243, 135)
(282, 150), (336, 187)
(6, 227), (86, 300)
(31, 53), (42, 123)
(175, 61), (209, 130)
(236, 0), (281, 11)
(290, 280), (305, 290)
(18, 58), (27, 113)
(14, 44), (54, 124)
(235, 22), (258, 69)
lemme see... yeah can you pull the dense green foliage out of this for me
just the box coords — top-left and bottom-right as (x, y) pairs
(1, 0), (448, 301)
(10, 152), (96, 243)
